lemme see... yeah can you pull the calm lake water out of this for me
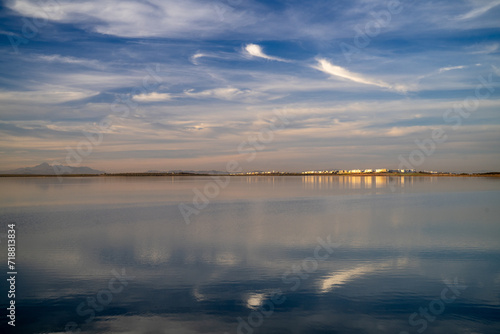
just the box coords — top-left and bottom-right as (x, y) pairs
(1, 175), (499, 333)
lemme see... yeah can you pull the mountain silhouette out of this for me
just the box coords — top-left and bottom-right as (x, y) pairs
(0, 162), (104, 175)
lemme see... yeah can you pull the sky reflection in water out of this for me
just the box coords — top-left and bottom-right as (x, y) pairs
(0, 176), (499, 333)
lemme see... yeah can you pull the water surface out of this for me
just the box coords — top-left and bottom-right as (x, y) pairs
(1, 176), (499, 333)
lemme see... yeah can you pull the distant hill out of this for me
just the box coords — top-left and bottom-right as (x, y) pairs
(167, 170), (228, 175)
(145, 170), (229, 175)
(0, 162), (104, 175)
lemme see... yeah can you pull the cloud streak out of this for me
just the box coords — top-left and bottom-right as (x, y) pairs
(313, 59), (408, 93)
(244, 44), (289, 62)
(438, 65), (466, 73)
(184, 87), (267, 102)
(457, 0), (500, 20)
(133, 92), (172, 102)
(6, 0), (254, 38)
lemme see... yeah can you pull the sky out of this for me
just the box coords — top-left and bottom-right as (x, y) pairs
(0, 0), (499, 173)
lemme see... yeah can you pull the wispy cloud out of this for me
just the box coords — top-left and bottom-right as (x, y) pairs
(36, 54), (104, 69)
(469, 43), (499, 54)
(244, 44), (289, 62)
(0, 89), (95, 104)
(6, 0), (252, 38)
(184, 87), (266, 102)
(457, 0), (500, 20)
(313, 59), (408, 93)
(438, 65), (466, 73)
(132, 92), (172, 102)
(189, 51), (238, 65)
(415, 65), (468, 83)
(190, 53), (207, 65)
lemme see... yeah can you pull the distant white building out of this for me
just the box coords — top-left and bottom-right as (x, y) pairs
(400, 169), (416, 173)
(375, 169), (388, 173)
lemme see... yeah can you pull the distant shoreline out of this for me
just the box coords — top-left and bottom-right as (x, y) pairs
(1, 172), (499, 178)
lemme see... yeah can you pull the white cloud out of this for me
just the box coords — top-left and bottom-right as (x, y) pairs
(244, 44), (289, 62)
(457, 0), (500, 20)
(190, 53), (206, 65)
(0, 89), (95, 104)
(469, 43), (499, 54)
(313, 59), (408, 93)
(190, 51), (243, 65)
(184, 87), (266, 102)
(415, 65), (468, 85)
(437, 65), (466, 73)
(36, 54), (104, 69)
(46, 72), (155, 91)
(6, 0), (251, 38)
(132, 92), (172, 102)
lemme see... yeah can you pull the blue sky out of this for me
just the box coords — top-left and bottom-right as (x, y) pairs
(0, 0), (499, 172)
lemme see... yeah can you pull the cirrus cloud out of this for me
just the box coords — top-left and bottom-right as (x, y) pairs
(313, 59), (409, 93)
(244, 44), (290, 62)
(132, 92), (172, 102)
